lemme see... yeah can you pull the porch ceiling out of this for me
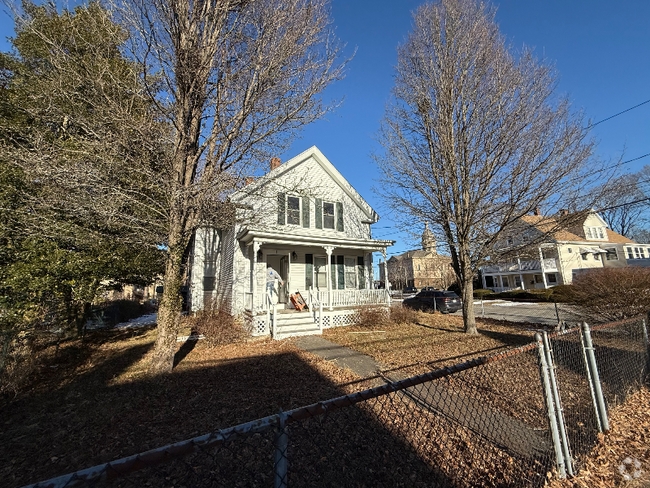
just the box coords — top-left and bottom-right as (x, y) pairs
(237, 229), (394, 252)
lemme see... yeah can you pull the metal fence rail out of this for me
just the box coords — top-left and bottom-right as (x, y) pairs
(22, 318), (650, 488)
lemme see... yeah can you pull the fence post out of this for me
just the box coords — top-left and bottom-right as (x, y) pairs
(554, 301), (561, 329)
(535, 333), (567, 478)
(274, 410), (289, 488)
(581, 322), (609, 432)
(579, 324), (603, 432)
(542, 332), (574, 476)
(642, 312), (650, 379)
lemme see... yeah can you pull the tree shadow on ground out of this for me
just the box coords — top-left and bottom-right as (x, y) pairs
(1, 333), (456, 488)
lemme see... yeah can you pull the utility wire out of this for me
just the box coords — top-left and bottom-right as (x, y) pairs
(587, 98), (650, 129)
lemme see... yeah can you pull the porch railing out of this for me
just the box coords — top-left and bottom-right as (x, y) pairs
(308, 287), (323, 332)
(483, 258), (557, 274)
(315, 289), (390, 308)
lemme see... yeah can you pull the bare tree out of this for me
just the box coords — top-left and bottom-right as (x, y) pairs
(10, 0), (346, 372)
(375, 0), (596, 334)
(594, 173), (648, 237)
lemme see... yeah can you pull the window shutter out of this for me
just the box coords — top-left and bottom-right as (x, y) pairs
(337, 255), (345, 290)
(315, 198), (322, 229)
(305, 254), (313, 288)
(330, 254), (336, 289)
(277, 193), (285, 225)
(336, 202), (344, 232)
(357, 256), (365, 289)
(302, 197), (310, 228)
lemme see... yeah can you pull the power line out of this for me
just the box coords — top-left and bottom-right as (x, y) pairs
(587, 98), (650, 129)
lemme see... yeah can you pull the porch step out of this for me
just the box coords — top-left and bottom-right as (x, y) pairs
(273, 312), (321, 339)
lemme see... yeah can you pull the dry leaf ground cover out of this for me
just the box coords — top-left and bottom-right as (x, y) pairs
(322, 309), (545, 377)
(547, 386), (650, 488)
(0, 326), (373, 487)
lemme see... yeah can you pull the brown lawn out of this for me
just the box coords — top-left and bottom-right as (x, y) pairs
(0, 326), (372, 487)
(323, 309), (545, 377)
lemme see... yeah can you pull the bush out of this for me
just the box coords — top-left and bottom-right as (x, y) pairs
(568, 267), (650, 322)
(189, 305), (244, 347)
(353, 307), (390, 328)
(549, 285), (573, 303)
(389, 304), (418, 324)
(473, 289), (494, 299)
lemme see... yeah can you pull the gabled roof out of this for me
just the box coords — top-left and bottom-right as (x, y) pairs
(520, 214), (636, 245)
(231, 146), (379, 223)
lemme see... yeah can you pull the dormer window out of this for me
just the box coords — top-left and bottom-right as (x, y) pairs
(278, 193), (309, 228)
(586, 226), (605, 239)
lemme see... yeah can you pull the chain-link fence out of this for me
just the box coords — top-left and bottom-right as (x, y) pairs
(471, 298), (587, 329)
(22, 318), (649, 488)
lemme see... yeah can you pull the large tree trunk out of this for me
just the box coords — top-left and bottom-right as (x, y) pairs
(460, 266), (478, 335)
(150, 221), (186, 373)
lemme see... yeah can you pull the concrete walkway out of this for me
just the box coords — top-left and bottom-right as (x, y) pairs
(293, 335), (551, 459)
(293, 335), (386, 380)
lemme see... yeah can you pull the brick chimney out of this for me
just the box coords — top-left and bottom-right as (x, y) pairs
(270, 157), (281, 171)
(534, 207), (540, 216)
(559, 209), (568, 216)
(245, 177), (255, 186)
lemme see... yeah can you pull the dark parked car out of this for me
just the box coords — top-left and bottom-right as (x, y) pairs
(403, 290), (462, 314)
(402, 286), (419, 294)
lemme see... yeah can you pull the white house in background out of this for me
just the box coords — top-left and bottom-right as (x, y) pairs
(189, 146), (395, 339)
(481, 210), (650, 292)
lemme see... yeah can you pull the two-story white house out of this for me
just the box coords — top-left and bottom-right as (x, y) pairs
(481, 210), (650, 292)
(189, 146), (394, 338)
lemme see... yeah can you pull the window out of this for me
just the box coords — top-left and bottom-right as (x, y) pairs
(641, 248), (647, 259)
(515, 276), (522, 287)
(314, 256), (327, 289)
(506, 238), (513, 246)
(585, 228), (592, 239)
(323, 202), (335, 229)
(502, 276), (509, 287)
(605, 248), (618, 261)
(417, 264), (421, 271)
(635, 247), (642, 259)
(547, 273), (557, 284)
(581, 253), (588, 261)
(203, 276), (216, 292)
(567, 248), (573, 253)
(594, 253), (600, 260)
(597, 227), (605, 238)
(627, 247), (634, 259)
(287, 196), (300, 225)
(345, 257), (356, 289)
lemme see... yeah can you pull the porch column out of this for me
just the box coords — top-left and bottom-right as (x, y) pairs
(517, 257), (524, 290)
(538, 247), (548, 289)
(324, 246), (334, 310)
(287, 251), (292, 297)
(481, 272), (486, 290)
(382, 249), (390, 291)
(364, 253), (371, 289)
(252, 240), (263, 311)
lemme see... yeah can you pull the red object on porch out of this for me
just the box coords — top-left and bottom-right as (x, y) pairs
(290, 292), (308, 311)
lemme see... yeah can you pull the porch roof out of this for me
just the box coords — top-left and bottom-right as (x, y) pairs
(237, 228), (394, 252)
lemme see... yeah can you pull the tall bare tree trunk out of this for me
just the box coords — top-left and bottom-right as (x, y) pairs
(150, 217), (186, 373)
(460, 273), (477, 334)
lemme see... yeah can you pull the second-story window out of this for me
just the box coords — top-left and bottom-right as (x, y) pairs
(323, 202), (335, 229)
(287, 196), (300, 225)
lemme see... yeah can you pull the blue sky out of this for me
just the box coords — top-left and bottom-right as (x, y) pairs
(274, 0), (650, 277)
(2, 0), (649, 278)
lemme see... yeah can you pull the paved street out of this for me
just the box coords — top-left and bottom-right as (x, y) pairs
(451, 301), (582, 327)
